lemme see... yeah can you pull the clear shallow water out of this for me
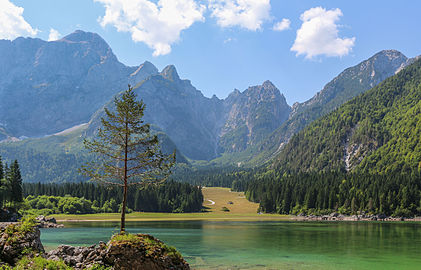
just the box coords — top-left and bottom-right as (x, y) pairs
(41, 221), (421, 270)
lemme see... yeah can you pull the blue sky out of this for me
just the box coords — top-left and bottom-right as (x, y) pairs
(2, 0), (421, 104)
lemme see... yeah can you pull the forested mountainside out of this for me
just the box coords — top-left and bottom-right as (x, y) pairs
(249, 50), (416, 166)
(0, 123), (187, 183)
(273, 58), (421, 174)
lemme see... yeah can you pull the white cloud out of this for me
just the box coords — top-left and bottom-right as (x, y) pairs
(0, 0), (38, 40)
(95, 0), (205, 56)
(291, 7), (355, 59)
(273, 18), (290, 31)
(208, 0), (271, 31)
(48, 28), (61, 41)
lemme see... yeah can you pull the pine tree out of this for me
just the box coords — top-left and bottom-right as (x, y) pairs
(9, 160), (23, 203)
(81, 86), (175, 233)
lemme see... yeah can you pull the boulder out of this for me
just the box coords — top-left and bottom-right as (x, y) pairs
(0, 221), (44, 265)
(35, 215), (64, 228)
(46, 233), (190, 270)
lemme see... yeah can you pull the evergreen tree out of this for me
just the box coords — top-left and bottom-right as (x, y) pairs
(81, 86), (175, 233)
(9, 160), (23, 202)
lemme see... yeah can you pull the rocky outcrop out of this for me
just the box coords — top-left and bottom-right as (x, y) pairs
(47, 234), (190, 270)
(35, 215), (64, 228)
(0, 221), (44, 265)
(0, 219), (189, 269)
(47, 243), (107, 269)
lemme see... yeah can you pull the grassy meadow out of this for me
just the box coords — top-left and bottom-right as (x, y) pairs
(53, 187), (290, 222)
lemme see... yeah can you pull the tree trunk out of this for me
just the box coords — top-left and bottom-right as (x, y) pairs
(120, 121), (129, 234)
(121, 178), (128, 234)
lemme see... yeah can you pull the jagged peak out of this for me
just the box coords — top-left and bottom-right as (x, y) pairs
(61, 30), (107, 44)
(229, 88), (241, 96)
(262, 80), (277, 89)
(370, 49), (407, 62)
(141, 61), (156, 69)
(160, 65), (180, 81)
(131, 61), (158, 76)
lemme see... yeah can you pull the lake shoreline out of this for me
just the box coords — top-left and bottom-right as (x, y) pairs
(293, 214), (421, 222)
(52, 213), (421, 223)
(54, 212), (292, 222)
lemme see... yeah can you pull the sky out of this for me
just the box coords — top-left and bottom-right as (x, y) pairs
(1, 0), (421, 104)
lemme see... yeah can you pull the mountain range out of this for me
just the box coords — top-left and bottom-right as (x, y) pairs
(0, 30), (418, 182)
(273, 57), (421, 174)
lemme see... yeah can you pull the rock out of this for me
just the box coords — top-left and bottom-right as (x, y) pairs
(104, 234), (190, 270)
(0, 221), (44, 265)
(45, 233), (190, 270)
(377, 213), (387, 220)
(35, 215), (64, 228)
(0, 209), (22, 222)
(46, 217), (57, 224)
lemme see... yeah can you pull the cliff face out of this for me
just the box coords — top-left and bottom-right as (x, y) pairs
(0, 30), (157, 139)
(219, 81), (291, 153)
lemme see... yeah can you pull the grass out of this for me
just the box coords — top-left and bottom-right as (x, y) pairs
(3, 217), (37, 245)
(53, 187), (290, 222)
(109, 233), (184, 263)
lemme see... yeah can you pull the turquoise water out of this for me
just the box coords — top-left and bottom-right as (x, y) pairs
(41, 221), (421, 269)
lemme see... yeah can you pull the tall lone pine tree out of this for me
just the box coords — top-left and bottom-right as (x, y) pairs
(81, 86), (175, 233)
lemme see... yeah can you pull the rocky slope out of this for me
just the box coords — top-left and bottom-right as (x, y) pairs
(219, 81), (291, 153)
(0, 30), (291, 163)
(87, 66), (290, 161)
(0, 30), (157, 139)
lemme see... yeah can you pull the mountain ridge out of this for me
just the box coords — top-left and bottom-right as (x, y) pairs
(273, 57), (421, 174)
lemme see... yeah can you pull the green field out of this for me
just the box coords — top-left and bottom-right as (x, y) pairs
(53, 187), (290, 222)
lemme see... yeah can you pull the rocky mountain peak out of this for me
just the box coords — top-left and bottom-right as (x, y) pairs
(61, 30), (106, 44)
(130, 61), (158, 82)
(374, 49), (406, 60)
(244, 81), (286, 104)
(262, 80), (277, 90)
(160, 65), (180, 82)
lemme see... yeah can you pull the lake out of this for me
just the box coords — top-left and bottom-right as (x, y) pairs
(41, 220), (421, 269)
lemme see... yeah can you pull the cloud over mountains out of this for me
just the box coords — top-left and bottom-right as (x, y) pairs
(291, 7), (355, 59)
(0, 0), (38, 40)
